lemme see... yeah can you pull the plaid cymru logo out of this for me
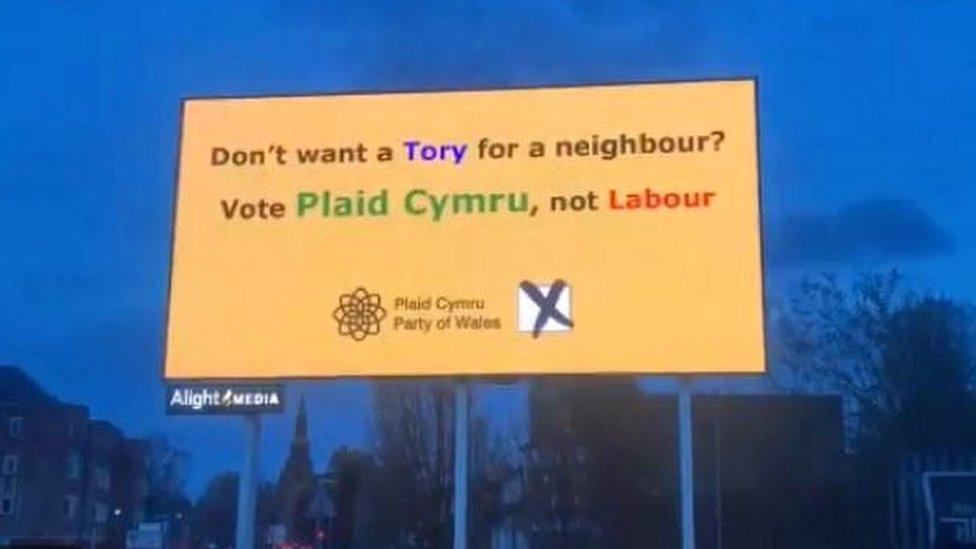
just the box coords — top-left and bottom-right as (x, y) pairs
(333, 287), (387, 341)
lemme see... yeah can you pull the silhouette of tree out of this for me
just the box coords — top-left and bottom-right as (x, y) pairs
(777, 271), (976, 452)
(777, 271), (976, 546)
(191, 472), (276, 549)
(359, 380), (453, 547)
(192, 472), (237, 548)
(520, 377), (677, 547)
(144, 433), (192, 521)
(880, 296), (976, 451)
(469, 415), (515, 549)
(326, 446), (373, 549)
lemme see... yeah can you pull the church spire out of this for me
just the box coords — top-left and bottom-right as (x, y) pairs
(294, 396), (308, 442)
(277, 396), (315, 540)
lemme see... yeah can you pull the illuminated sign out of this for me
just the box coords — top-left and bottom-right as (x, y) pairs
(164, 79), (765, 379)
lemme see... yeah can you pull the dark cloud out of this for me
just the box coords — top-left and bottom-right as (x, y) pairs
(766, 198), (954, 266)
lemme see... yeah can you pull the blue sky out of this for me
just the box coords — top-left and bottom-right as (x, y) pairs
(1, 1), (974, 496)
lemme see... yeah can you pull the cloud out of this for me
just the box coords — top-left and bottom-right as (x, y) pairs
(766, 198), (954, 266)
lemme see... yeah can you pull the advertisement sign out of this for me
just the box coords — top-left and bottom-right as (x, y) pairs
(164, 79), (765, 378)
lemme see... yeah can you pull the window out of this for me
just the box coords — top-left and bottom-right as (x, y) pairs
(66, 453), (82, 481)
(0, 477), (14, 497)
(0, 477), (16, 516)
(94, 502), (108, 523)
(94, 466), (110, 491)
(1, 455), (17, 475)
(7, 417), (22, 439)
(62, 495), (78, 519)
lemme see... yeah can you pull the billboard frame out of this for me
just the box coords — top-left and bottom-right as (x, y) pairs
(161, 75), (768, 383)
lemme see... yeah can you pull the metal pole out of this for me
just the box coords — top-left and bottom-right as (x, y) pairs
(453, 381), (470, 549)
(236, 414), (261, 549)
(714, 400), (723, 549)
(679, 384), (695, 549)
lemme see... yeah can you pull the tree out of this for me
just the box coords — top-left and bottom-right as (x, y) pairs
(880, 296), (976, 451)
(520, 377), (677, 547)
(776, 271), (976, 547)
(144, 433), (192, 521)
(192, 472), (238, 549)
(359, 380), (453, 547)
(469, 415), (516, 549)
(191, 472), (277, 549)
(520, 379), (592, 547)
(776, 271), (976, 453)
(326, 446), (373, 549)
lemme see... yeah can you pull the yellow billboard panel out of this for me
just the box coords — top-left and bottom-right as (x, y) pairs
(164, 79), (765, 379)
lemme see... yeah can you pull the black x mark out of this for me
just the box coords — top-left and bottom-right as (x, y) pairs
(520, 279), (573, 338)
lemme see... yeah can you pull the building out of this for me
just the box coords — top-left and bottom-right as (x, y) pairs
(274, 398), (316, 544)
(0, 366), (149, 547)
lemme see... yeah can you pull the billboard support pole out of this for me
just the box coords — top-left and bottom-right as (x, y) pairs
(679, 381), (695, 549)
(236, 414), (261, 549)
(453, 381), (470, 549)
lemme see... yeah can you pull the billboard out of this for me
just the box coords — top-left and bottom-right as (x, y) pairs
(164, 79), (765, 379)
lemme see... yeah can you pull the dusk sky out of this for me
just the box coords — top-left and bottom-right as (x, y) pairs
(1, 1), (974, 496)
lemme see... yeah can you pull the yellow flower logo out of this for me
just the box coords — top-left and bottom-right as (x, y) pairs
(333, 287), (386, 341)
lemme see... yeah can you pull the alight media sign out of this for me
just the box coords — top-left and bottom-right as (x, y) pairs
(164, 78), (765, 379)
(166, 385), (285, 415)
